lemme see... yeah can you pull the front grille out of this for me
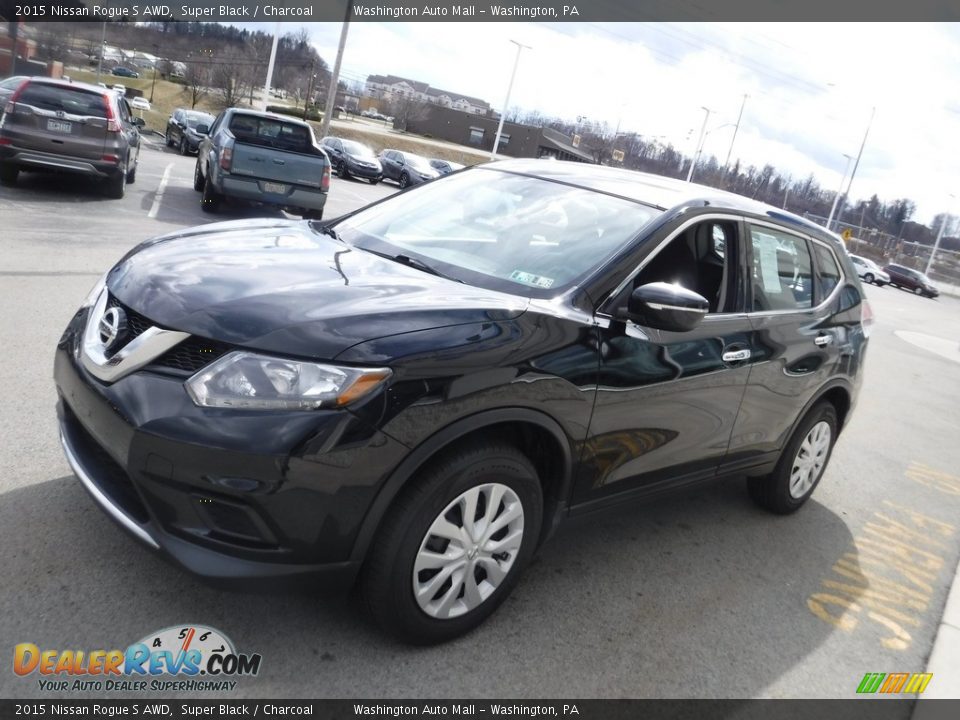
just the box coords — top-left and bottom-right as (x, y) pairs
(106, 294), (232, 375)
(151, 338), (232, 374)
(107, 294), (152, 341)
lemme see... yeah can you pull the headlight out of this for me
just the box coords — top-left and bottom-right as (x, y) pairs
(186, 351), (391, 410)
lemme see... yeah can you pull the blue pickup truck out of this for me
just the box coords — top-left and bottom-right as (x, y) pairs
(193, 109), (330, 219)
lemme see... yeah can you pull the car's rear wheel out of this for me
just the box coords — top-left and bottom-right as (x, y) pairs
(126, 157), (137, 184)
(864, 273), (874, 284)
(302, 209), (323, 221)
(104, 163), (126, 199)
(193, 161), (204, 192)
(201, 175), (221, 213)
(748, 402), (837, 515)
(360, 443), (542, 644)
(0, 163), (18, 186)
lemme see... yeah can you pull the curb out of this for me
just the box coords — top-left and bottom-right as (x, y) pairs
(910, 551), (960, 716)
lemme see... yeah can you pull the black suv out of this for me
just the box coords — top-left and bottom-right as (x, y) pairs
(54, 160), (870, 643)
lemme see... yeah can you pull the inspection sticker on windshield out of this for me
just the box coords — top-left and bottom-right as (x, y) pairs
(509, 270), (554, 289)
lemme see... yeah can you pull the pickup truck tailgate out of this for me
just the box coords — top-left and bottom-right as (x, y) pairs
(230, 144), (323, 188)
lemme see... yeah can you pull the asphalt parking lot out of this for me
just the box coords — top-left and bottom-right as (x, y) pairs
(1, 144), (959, 702)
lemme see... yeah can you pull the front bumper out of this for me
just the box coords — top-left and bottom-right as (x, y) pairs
(345, 161), (382, 180)
(54, 308), (407, 588)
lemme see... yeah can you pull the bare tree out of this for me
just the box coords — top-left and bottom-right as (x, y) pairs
(183, 62), (209, 109)
(209, 47), (251, 108)
(388, 95), (430, 131)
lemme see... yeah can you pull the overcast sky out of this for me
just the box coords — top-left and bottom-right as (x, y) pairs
(299, 21), (959, 226)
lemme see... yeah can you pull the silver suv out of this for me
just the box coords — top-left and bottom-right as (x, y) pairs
(0, 77), (142, 198)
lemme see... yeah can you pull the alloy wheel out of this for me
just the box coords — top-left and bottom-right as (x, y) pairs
(413, 483), (524, 619)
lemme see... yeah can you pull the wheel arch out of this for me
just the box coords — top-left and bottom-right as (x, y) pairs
(350, 408), (575, 567)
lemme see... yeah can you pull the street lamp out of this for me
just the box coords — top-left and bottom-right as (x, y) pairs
(826, 153), (854, 231)
(491, 40), (531, 161)
(95, 22), (106, 84)
(834, 106), (876, 230)
(149, 43), (160, 103)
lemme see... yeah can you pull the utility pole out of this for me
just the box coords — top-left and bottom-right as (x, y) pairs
(303, 60), (316, 120)
(721, 94), (747, 186)
(319, 2), (352, 140)
(826, 153), (854, 231)
(491, 40), (531, 160)
(95, 21), (106, 84)
(686, 106), (711, 183)
(925, 196), (956, 275)
(149, 43), (160, 103)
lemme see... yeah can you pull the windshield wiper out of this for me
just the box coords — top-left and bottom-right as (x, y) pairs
(363, 249), (463, 283)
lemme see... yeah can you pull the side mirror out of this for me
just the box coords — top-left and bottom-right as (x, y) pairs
(195, 124), (210, 135)
(620, 282), (709, 333)
(132, 117), (145, 128)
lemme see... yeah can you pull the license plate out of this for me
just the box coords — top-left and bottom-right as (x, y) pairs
(47, 119), (72, 133)
(263, 182), (287, 194)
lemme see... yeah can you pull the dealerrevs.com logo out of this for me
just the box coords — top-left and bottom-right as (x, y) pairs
(14, 625), (262, 692)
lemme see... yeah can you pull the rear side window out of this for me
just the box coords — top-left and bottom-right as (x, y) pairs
(228, 114), (312, 153)
(17, 84), (107, 118)
(749, 226), (813, 312)
(813, 243), (842, 298)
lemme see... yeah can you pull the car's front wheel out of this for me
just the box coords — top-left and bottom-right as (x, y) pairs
(864, 273), (874, 284)
(399, 172), (410, 189)
(201, 175), (221, 213)
(193, 161), (204, 192)
(179, 138), (188, 156)
(360, 443), (542, 644)
(748, 402), (837, 514)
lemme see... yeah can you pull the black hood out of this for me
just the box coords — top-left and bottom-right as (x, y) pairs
(108, 219), (528, 359)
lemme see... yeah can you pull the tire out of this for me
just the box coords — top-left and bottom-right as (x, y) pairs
(360, 443), (543, 645)
(864, 273), (874, 284)
(914, 287), (923, 295)
(104, 167), (126, 199)
(0, 163), (18, 186)
(201, 174), (221, 213)
(302, 209), (323, 221)
(179, 137), (188, 156)
(748, 402), (838, 515)
(165, 130), (172, 148)
(370, 177), (380, 185)
(193, 161), (204, 192)
(336, 160), (348, 178)
(399, 172), (409, 189)
(126, 158), (137, 184)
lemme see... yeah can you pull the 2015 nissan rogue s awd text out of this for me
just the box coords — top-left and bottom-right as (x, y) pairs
(54, 160), (870, 643)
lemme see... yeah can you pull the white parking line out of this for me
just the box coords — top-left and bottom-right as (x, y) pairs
(148, 162), (174, 219)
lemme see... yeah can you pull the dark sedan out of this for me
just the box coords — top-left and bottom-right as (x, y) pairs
(111, 67), (140, 78)
(321, 136), (382, 183)
(429, 158), (465, 175)
(165, 108), (215, 155)
(883, 263), (939, 298)
(379, 149), (440, 188)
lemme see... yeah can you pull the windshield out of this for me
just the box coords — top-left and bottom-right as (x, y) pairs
(405, 154), (434, 171)
(334, 167), (661, 297)
(185, 113), (213, 129)
(342, 139), (374, 156)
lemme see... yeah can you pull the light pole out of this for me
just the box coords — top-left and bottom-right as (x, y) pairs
(491, 40), (531, 161)
(826, 153), (854, 231)
(925, 194), (957, 276)
(686, 107), (712, 183)
(149, 44), (160, 103)
(834, 106), (876, 231)
(261, 22), (281, 111)
(95, 22), (106, 84)
(320, 2), (352, 139)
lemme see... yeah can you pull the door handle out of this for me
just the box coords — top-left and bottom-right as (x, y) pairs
(814, 334), (832, 347)
(722, 348), (751, 363)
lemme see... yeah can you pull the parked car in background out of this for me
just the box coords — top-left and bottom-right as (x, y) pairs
(130, 97), (151, 112)
(429, 158), (465, 175)
(848, 254), (889, 286)
(0, 76), (28, 108)
(379, 149), (440, 188)
(321, 136), (382, 183)
(55, 160), (870, 643)
(111, 84), (126, 96)
(0, 77), (143, 198)
(166, 108), (215, 155)
(194, 108), (330, 218)
(882, 263), (939, 298)
(111, 67), (139, 78)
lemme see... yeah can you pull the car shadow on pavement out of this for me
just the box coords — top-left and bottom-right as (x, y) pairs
(1, 171), (114, 202)
(1, 473), (858, 699)
(150, 186), (291, 225)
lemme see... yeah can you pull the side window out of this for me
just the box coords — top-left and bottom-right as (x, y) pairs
(748, 225), (813, 312)
(117, 99), (131, 122)
(634, 219), (740, 314)
(813, 243), (842, 299)
(207, 112), (224, 136)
